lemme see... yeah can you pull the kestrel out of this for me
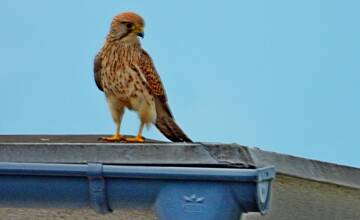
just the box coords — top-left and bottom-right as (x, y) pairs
(94, 12), (192, 143)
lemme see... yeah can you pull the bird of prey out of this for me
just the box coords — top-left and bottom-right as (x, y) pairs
(94, 12), (192, 143)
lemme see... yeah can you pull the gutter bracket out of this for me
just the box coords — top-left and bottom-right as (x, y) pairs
(87, 163), (112, 214)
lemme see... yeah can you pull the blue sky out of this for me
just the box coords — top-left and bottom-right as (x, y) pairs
(0, 0), (359, 167)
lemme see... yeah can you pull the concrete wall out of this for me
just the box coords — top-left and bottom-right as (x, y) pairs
(244, 174), (360, 220)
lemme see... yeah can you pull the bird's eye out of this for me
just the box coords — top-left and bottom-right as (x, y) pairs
(126, 23), (133, 29)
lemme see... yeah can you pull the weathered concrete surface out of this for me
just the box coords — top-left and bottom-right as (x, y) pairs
(247, 147), (360, 189)
(243, 174), (360, 220)
(0, 135), (252, 167)
(0, 135), (359, 220)
(0, 208), (156, 220)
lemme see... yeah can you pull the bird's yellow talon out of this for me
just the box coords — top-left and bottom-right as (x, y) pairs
(125, 136), (144, 143)
(101, 134), (124, 142)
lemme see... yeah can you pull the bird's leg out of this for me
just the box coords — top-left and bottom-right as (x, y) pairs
(125, 122), (145, 143)
(101, 101), (125, 142)
(101, 121), (124, 142)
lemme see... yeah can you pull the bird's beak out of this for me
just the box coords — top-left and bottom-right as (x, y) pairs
(137, 31), (144, 38)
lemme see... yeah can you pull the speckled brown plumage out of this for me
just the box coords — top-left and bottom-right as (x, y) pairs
(94, 12), (192, 142)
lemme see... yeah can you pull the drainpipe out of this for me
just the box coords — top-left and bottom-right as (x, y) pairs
(0, 162), (274, 220)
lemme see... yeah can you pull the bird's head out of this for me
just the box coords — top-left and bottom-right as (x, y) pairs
(108, 12), (145, 43)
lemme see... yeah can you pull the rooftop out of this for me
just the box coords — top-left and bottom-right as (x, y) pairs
(0, 135), (359, 220)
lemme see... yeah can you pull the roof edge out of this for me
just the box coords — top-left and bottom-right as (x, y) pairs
(238, 145), (360, 189)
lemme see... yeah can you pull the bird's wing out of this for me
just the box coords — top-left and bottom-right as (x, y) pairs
(137, 50), (192, 142)
(137, 50), (173, 116)
(93, 52), (104, 91)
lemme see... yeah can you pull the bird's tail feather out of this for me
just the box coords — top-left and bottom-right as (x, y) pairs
(154, 97), (192, 142)
(155, 116), (192, 142)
